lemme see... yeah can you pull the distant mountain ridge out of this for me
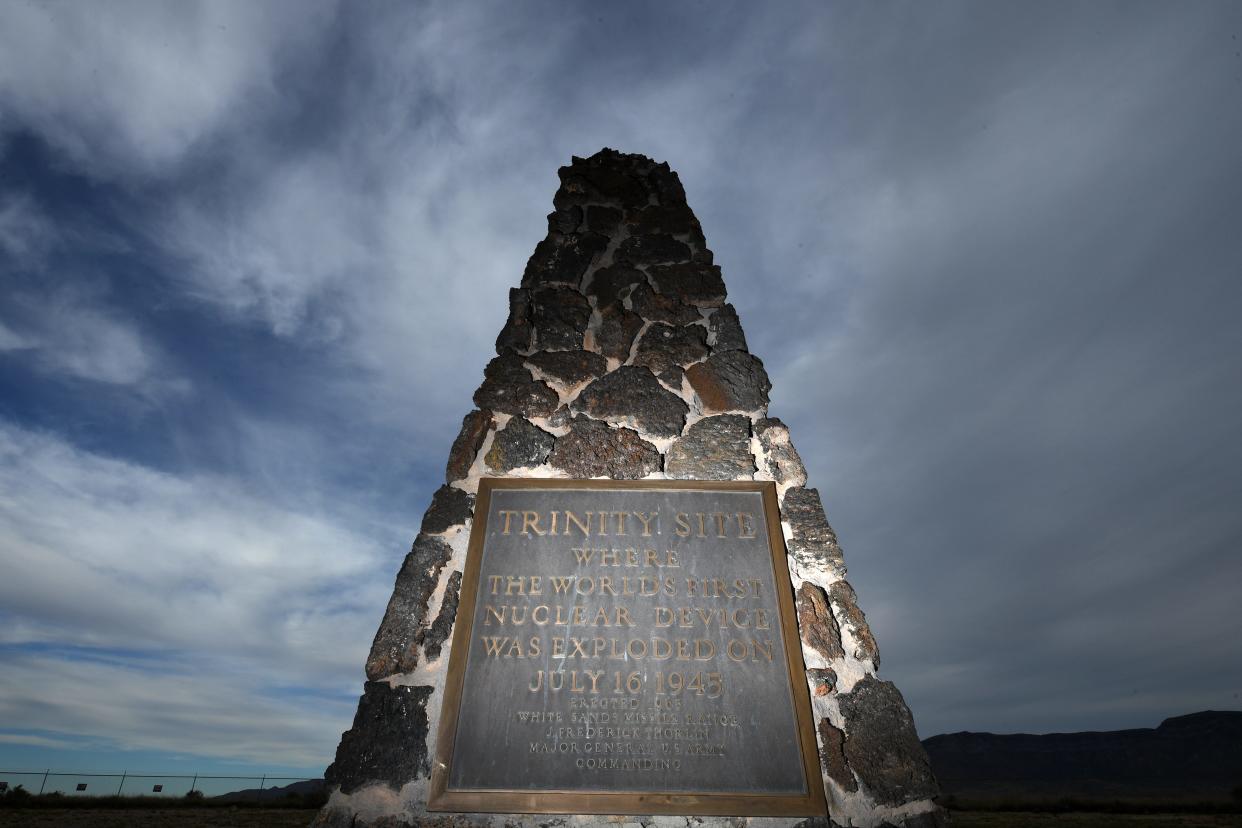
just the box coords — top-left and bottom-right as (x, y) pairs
(923, 710), (1242, 802)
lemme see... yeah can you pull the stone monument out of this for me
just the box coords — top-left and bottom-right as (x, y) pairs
(315, 149), (943, 828)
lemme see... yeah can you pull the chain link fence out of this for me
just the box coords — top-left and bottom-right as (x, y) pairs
(0, 769), (321, 801)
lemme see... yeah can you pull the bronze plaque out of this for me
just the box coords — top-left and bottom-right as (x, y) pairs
(429, 479), (826, 817)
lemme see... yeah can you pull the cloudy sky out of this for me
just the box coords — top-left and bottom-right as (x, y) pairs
(1, 1), (1240, 780)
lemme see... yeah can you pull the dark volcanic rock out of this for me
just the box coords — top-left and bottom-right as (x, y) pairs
(547, 205), (581, 235)
(494, 288), (533, 353)
(547, 417), (660, 479)
(625, 203), (696, 236)
(531, 286), (592, 350)
(484, 417), (554, 472)
(366, 534), (453, 680)
(444, 409), (492, 483)
(615, 234), (691, 267)
(420, 484), (474, 533)
(521, 232), (608, 288)
(594, 304), (644, 361)
(830, 580), (879, 666)
(419, 570), (460, 662)
(665, 414), (754, 480)
(756, 417), (808, 487)
(818, 718), (858, 792)
(633, 322), (709, 375)
(646, 161), (686, 205)
(559, 151), (650, 208)
(586, 264), (645, 309)
(839, 677), (939, 806)
(584, 204), (623, 234)
(526, 349), (608, 386)
(629, 283), (701, 325)
(781, 487), (846, 574)
(473, 353), (559, 417)
(546, 404), (572, 429)
(709, 303), (748, 352)
(796, 582), (845, 662)
(809, 667), (838, 696)
(573, 366), (688, 438)
(649, 261), (726, 305)
(325, 682), (434, 794)
(657, 365), (684, 390)
(686, 350), (772, 413)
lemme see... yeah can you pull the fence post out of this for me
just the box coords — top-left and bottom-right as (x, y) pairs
(190, 773), (197, 795)
(257, 774), (265, 803)
(117, 770), (126, 796)
(39, 769), (48, 795)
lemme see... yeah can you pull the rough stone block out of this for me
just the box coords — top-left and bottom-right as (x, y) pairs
(646, 161), (686, 205)
(444, 409), (492, 483)
(526, 349), (608, 387)
(686, 350), (771, 413)
(657, 365), (684, 390)
(473, 353), (559, 418)
(567, 151), (650, 207)
(547, 205), (582, 235)
(633, 322), (709, 375)
(781, 486), (846, 576)
(625, 203), (696, 237)
(756, 417), (808, 487)
(484, 417), (555, 473)
(521, 232), (608, 288)
(421, 484), (474, 534)
(547, 416), (660, 479)
(420, 569), (461, 662)
(796, 582), (845, 662)
(586, 263), (645, 309)
(817, 718), (858, 792)
(649, 261), (726, 305)
(584, 204), (623, 234)
(615, 233), (691, 267)
(572, 365), (688, 438)
(365, 533), (453, 680)
(838, 676), (939, 806)
(495, 288), (533, 354)
(594, 304), (644, 361)
(325, 681), (435, 794)
(830, 580), (879, 667)
(629, 283), (701, 326)
(665, 414), (755, 480)
(808, 667), (838, 696)
(531, 286), (592, 351)
(708, 303), (748, 352)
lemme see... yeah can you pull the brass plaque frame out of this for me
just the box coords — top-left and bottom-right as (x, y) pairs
(428, 479), (827, 817)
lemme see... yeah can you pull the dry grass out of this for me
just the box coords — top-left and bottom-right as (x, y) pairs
(0, 809), (318, 827)
(951, 813), (1242, 827)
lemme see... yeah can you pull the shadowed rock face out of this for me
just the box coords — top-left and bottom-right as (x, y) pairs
(365, 533), (453, 681)
(547, 416), (660, 479)
(572, 365), (689, 437)
(322, 148), (941, 828)
(839, 677), (940, 805)
(484, 417), (554, 473)
(665, 414), (754, 480)
(325, 682), (435, 795)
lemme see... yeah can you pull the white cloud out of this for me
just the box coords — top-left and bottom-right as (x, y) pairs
(1, 290), (171, 389)
(0, 651), (351, 768)
(0, 0), (337, 175)
(0, 422), (392, 688)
